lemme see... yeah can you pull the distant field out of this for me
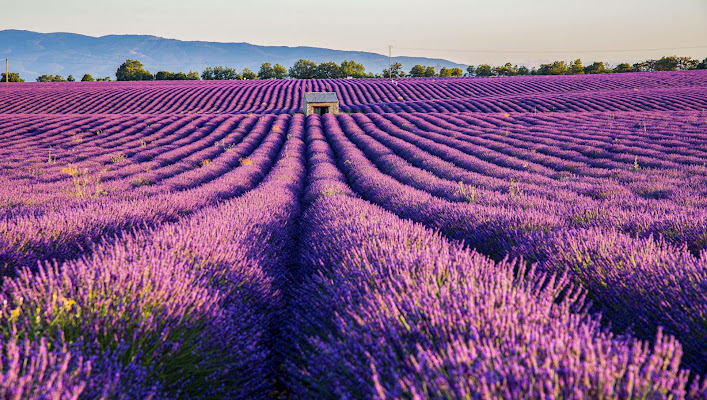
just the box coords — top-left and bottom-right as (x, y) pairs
(1, 71), (706, 398)
(1, 70), (706, 114)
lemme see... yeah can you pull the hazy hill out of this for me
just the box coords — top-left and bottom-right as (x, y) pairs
(0, 30), (467, 80)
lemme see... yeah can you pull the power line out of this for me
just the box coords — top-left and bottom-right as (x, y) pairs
(396, 45), (707, 55)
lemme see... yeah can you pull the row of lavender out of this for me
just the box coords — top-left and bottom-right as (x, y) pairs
(285, 115), (705, 398)
(0, 114), (287, 272)
(0, 114), (266, 210)
(5, 110), (704, 187)
(3, 108), (706, 352)
(2, 112), (707, 397)
(1, 115), (307, 398)
(328, 111), (707, 251)
(347, 86), (707, 114)
(0, 70), (705, 114)
(316, 110), (707, 379)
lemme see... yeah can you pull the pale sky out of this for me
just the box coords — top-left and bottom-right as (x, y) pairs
(2, 0), (706, 66)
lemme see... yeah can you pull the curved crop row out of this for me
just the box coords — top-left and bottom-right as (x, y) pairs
(317, 112), (707, 380)
(283, 123), (698, 396)
(348, 86), (707, 114)
(2, 73), (707, 398)
(0, 115), (289, 274)
(0, 114), (307, 399)
(0, 70), (704, 115)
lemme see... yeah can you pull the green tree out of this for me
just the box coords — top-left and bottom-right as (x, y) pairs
(517, 66), (530, 75)
(612, 63), (632, 73)
(697, 58), (707, 70)
(632, 61), (650, 72)
(36, 74), (66, 82)
(340, 60), (366, 78)
(215, 66), (240, 80)
(201, 67), (215, 80)
(258, 63), (274, 79)
(537, 61), (568, 75)
(314, 61), (342, 79)
(186, 71), (200, 80)
(569, 59), (584, 74)
(0, 72), (24, 82)
(493, 62), (516, 77)
(241, 68), (257, 80)
(66, 75), (75, 82)
(584, 61), (606, 74)
(677, 56), (698, 70)
(272, 64), (287, 79)
(475, 64), (494, 77)
(409, 64), (427, 78)
(116, 59), (153, 81)
(382, 62), (404, 78)
(202, 66), (240, 80)
(653, 56), (679, 71)
(96, 77), (111, 81)
(155, 71), (174, 80)
(288, 59), (318, 79)
(440, 67), (463, 77)
(81, 74), (94, 82)
(155, 71), (192, 80)
(424, 66), (436, 77)
(466, 65), (475, 77)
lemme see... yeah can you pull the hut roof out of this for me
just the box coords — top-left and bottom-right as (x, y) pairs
(304, 92), (339, 103)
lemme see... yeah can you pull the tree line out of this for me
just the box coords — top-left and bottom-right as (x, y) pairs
(34, 74), (112, 82)
(110, 56), (707, 81)
(469, 56), (707, 77)
(0, 72), (111, 82)
(2, 55), (705, 83)
(111, 59), (466, 81)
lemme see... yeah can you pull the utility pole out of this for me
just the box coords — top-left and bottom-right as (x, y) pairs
(388, 45), (392, 80)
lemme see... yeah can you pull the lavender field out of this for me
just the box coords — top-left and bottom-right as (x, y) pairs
(1, 70), (707, 399)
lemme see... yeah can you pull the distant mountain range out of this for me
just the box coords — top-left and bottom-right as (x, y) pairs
(0, 30), (467, 80)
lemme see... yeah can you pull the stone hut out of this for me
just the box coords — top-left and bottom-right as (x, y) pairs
(303, 92), (339, 116)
